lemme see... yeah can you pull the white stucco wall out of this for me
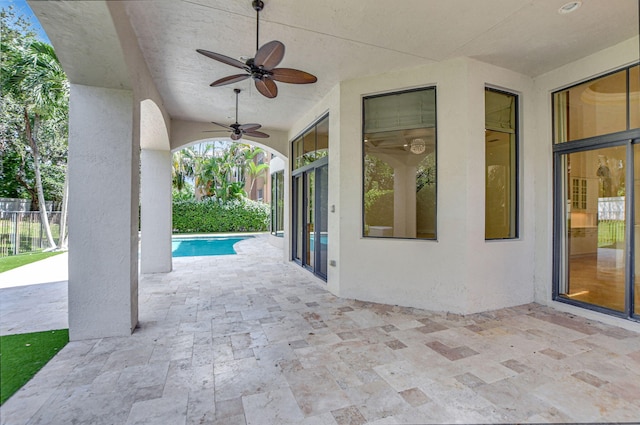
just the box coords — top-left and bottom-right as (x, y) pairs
(141, 149), (173, 273)
(288, 57), (540, 314)
(68, 84), (139, 340)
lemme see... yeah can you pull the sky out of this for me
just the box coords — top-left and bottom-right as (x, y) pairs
(1, 0), (51, 43)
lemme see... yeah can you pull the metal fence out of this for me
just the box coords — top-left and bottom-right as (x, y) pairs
(0, 211), (62, 257)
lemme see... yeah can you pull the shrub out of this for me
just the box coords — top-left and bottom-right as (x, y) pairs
(172, 198), (270, 233)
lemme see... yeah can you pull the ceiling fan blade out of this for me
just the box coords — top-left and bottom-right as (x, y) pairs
(230, 132), (242, 141)
(196, 49), (247, 70)
(254, 40), (285, 70)
(210, 121), (232, 130)
(255, 78), (278, 98)
(271, 68), (317, 84)
(244, 130), (270, 138)
(203, 130), (230, 133)
(238, 123), (261, 131)
(210, 74), (250, 87)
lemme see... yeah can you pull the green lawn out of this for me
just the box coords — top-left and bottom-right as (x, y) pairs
(0, 251), (64, 273)
(0, 329), (69, 405)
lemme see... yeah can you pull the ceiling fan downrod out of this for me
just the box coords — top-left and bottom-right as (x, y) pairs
(252, 0), (264, 52)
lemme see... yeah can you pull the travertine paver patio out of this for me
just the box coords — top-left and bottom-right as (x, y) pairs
(1, 235), (640, 424)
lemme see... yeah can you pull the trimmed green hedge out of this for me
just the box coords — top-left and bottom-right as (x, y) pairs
(172, 198), (270, 233)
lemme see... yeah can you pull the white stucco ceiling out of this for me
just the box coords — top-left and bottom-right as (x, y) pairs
(29, 0), (639, 135)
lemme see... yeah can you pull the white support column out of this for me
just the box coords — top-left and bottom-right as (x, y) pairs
(393, 165), (417, 238)
(68, 84), (139, 340)
(140, 149), (172, 273)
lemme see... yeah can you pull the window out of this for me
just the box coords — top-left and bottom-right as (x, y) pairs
(270, 171), (284, 237)
(554, 65), (640, 143)
(485, 88), (518, 239)
(292, 115), (329, 170)
(363, 87), (437, 239)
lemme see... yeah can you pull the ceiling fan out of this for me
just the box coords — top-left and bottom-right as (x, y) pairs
(196, 0), (317, 98)
(204, 89), (269, 141)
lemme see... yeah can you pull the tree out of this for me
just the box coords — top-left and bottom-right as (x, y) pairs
(171, 146), (195, 192)
(241, 146), (269, 195)
(1, 8), (69, 250)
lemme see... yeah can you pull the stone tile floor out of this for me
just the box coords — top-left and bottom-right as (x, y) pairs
(1, 235), (640, 424)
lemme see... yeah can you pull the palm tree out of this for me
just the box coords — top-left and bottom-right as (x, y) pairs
(241, 146), (269, 196)
(1, 39), (69, 250)
(172, 147), (196, 192)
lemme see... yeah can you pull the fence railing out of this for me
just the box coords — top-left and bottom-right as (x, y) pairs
(0, 211), (62, 258)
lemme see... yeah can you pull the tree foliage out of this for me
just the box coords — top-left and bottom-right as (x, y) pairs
(172, 141), (269, 203)
(1, 5), (69, 249)
(0, 6), (68, 207)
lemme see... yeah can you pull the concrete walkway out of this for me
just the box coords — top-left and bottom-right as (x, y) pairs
(1, 236), (640, 424)
(0, 252), (68, 336)
(0, 252), (68, 289)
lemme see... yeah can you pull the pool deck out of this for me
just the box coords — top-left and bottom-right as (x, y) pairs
(1, 235), (640, 424)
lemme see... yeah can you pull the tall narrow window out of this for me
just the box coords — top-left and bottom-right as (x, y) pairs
(363, 87), (437, 239)
(485, 88), (518, 239)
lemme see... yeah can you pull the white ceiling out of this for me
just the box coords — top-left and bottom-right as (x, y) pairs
(30, 0), (639, 135)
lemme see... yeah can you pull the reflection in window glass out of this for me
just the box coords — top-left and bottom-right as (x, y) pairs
(559, 146), (626, 312)
(631, 65), (639, 130)
(316, 117), (329, 160)
(485, 88), (518, 239)
(303, 128), (316, 166)
(363, 87), (437, 239)
(292, 116), (329, 171)
(554, 68), (631, 143)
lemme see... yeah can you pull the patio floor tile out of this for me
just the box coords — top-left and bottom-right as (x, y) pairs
(1, 235), (639, 424)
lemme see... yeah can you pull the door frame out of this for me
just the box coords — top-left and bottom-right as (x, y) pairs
(292, 156), (329, 280)
(552, 130), (640, 321)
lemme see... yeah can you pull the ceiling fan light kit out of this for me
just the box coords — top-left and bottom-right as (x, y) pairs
(196, 0), (317, 99)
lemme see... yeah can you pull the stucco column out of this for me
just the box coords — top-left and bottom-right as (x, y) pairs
(68, 84), (139, 340)
(393, 165), (417, 238)
(140, 149), (172, 273)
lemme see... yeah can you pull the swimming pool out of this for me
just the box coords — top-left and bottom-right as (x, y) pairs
(171, 236), (251, 257)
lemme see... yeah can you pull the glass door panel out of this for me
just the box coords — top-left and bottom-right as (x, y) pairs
(305, 170), (315, 270)
(560, 145), (626, 312)
(317, 165), (328, 278)
(635, 143), (640, 316)
(294, 175), (303, 262)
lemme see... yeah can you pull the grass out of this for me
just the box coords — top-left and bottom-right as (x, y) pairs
(0, 329), (69, 405)
(0, 251), (64, 273)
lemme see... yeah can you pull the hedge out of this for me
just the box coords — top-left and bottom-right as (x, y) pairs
(172, 198), (270, 233)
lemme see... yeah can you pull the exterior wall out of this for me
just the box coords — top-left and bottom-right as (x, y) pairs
(289, 58), (538, 314)
(463, 60), (536, 312)
(68, 84), (139, 340)
(532, 36), (640, 327)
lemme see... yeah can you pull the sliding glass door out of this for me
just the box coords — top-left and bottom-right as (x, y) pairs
(292, 159), (328, 280)
(553, 64), (639, 320)
(557, 145), (627, 312)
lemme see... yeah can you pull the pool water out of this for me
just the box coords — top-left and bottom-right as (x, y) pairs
(171, 236), (250, 257)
